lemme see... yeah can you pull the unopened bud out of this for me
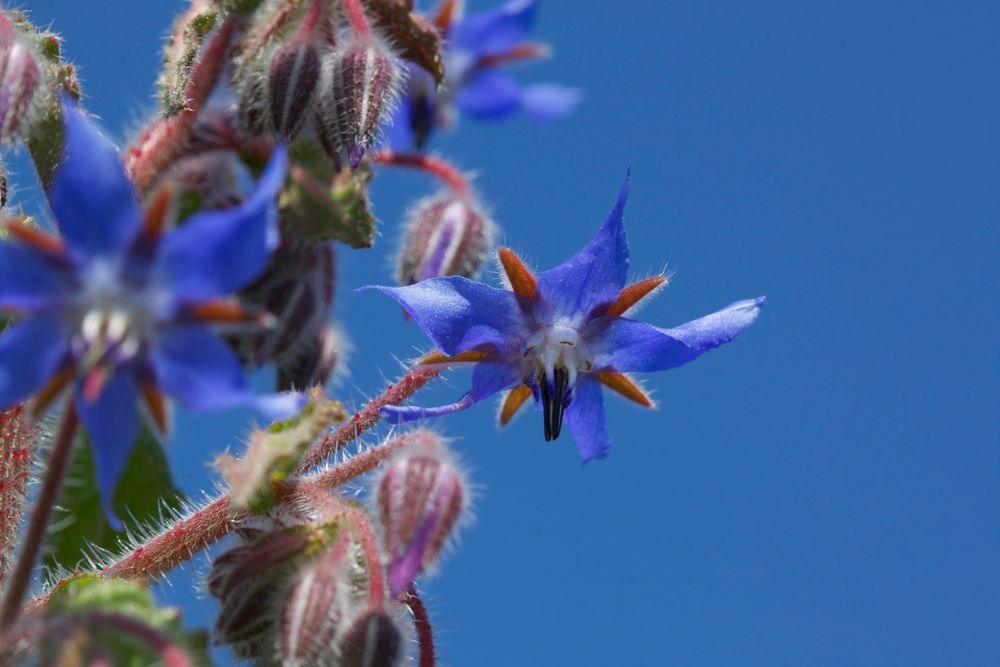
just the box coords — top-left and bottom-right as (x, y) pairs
(269, 40), (321, 140)
(233, 239), (335, 373)
(317, 35), (403, 169)
(375, 433), (468, 597)
(277, 323), (343, 391)
(279, 530), (358, 667)
(0, 20), (43, 142)
(210, 526), (319, 655)
(159, 149), (256, 212)
(336, 611), (404, 667)
(397, 192), (494, 285)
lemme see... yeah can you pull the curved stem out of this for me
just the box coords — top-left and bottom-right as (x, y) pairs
(370, 150), (470, 195)
(403, 586), (436, 667)
(0, 403), (78, 628)
(342, 0), (372, 37)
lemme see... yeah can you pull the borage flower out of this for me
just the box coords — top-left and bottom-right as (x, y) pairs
(387, 0), (581, 149)
(0, 101), (301, 520)
(368, 174), (764, 460)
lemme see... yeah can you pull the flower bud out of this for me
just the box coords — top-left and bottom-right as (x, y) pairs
(396, 192), (494, 285)
(159, 149), (257, 212)
(277, 323), (343, 391)
(0, 19), (43, 142)
(232, 239), (336, 373)
(269, 39), (322, 140)
(375, 433), (468, 597)
(336, 611), (405, 667)
(210, 526), (319, 656)
(317, 34), (403, 169)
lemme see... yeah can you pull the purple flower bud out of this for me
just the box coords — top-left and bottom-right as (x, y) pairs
(316, 34), (402, 169)
(374, 433), (468, 597)
(0, 21), (42, 142)
(396, 192), (494, 285)
(336, 611), (405, 667)
(268, 40), (321, 140)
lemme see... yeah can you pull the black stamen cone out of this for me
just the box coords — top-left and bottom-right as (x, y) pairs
(541, 368), (570, 441)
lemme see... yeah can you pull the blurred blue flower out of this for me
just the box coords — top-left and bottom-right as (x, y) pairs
(369, 173), (764, 461)
(0, 101), (301, 522)
(386, 0), (581, 149)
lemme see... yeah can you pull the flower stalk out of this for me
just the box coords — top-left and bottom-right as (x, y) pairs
(371, 149), (469, 194)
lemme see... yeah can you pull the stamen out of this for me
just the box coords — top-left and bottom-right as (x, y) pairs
(605, 276), (668, 317)
(498, 247), (537, 300)
(598, 372), (653, 408)
(82, 366), (110, 403)
(540, 367), (570, 441)
(499, 385), (531, 426)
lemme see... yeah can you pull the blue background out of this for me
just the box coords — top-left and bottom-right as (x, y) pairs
(17, 1), (1000, 665)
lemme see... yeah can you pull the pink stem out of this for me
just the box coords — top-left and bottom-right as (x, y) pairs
(371, 150), (470, 195)
(342, 0), (372, 37)
(0, 403), (78, 627)
(296, 366), (442, 472)
(404, 586), (437, 667)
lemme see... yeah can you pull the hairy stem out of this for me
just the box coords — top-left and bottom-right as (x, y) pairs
(371, 150), (469, 195)
(29, 371), (440, 610)
(0, 406), (36, 593)
(404, 586), (436, 667)
(296, 366), (441, 472)
(0, 404), (77, 628)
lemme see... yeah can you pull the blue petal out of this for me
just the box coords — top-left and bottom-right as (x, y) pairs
(0, 315), (68, 408)
(0, 242), (73, 310)
(75, 370), (140, 529)
(364, 277), (527, 356)
(381, 361), (521, 423)
(588, 298), (766, 373)
(451, 0), (539, 57)
(149, 323), (302, 418)
(152, 146), (287, 305)
(382, 93), (416, 148)
(455, 69), (522, 120)
(520, 83), (582, 122)
(47, 99), (141, 259)
(536, 174), (631, 322)
(564, 376), (610, 462)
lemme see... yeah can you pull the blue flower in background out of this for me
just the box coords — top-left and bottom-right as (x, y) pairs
(0, 101), (301, 522)
(369, 173), (764, 461)
(387, 0), (581, 149)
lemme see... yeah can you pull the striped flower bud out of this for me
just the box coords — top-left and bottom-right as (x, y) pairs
(374, 433), (468, 597)
(0, 18), (43, 142)
(336, 611), (404, 667)
(396, 192), (494, 285)
(316, 34), (403, 169)
(232, 239), (336, 377)
(268, 39), (321, 140)
(209, 526), (319, 658)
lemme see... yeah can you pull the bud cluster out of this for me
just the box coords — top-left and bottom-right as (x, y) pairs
(208, 499), (406, 666)
(235, 0), (404, 169)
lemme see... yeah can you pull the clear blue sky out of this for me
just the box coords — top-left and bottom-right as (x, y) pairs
(19, 1), (1000, 665)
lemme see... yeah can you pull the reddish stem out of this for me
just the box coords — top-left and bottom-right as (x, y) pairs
(371, 150), (469, 195)
(404, 586), (437, 667)
(296, 366), (442, 473)
(342, 0), (372, 37)
(0, 403), (77, 628)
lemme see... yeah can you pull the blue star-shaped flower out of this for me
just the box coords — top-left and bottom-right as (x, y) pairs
(386, 0), (581, 149)
(0, 101), (302, 521)
(369, 173), (764, 460)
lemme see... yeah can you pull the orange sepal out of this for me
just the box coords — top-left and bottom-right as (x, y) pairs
(4, 219), (64, 256)
(141, 185), (173, 240)
(498, 247), (537, 300)
(186, 300), (271, 326)
(141, 383), (169, 435)
(418, 349), (492, 365)
(598, 372), (654, 408)
(31, 366), (75, 417)
(605, 276), (668, 317)
(499, 384), (532, 426)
